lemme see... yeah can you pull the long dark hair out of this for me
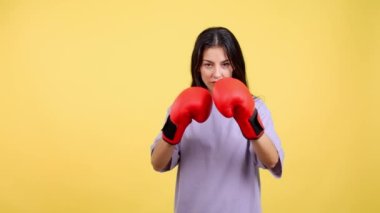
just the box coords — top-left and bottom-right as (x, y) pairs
(191, 27), (248, 88)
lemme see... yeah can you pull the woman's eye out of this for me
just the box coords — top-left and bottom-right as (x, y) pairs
(222, 62), (230, 67)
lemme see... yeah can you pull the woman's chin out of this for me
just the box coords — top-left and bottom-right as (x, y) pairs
(207, 85), (214, 93)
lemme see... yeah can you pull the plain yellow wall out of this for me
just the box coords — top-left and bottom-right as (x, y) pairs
(1, 0), (379, 212)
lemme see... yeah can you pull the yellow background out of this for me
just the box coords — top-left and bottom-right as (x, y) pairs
(1, 0), (379, 212)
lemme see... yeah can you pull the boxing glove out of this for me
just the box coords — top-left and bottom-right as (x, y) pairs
(212, 77), (264, 140)
(162, 87), (212, 145)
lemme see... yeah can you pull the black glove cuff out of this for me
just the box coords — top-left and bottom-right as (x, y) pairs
(248, 109), (264, 137)
(161, 115), (177, 140)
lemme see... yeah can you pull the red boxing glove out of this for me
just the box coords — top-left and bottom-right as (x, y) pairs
(162, 87), (212, 145)
(212, 78), (264, 140)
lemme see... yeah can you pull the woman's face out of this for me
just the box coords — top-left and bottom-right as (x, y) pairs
(200, 46), (233, 92)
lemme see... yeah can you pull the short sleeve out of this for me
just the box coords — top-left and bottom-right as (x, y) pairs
(253, 98), (284, 178)
(150, 108), (180, 172)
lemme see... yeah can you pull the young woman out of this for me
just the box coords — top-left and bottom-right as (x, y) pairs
(151, 27), (284, 213)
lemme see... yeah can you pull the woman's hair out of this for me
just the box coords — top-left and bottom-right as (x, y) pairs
(191, 27), (248, 88)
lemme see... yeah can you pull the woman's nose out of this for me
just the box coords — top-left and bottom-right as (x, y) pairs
(213, 66), (222, 78)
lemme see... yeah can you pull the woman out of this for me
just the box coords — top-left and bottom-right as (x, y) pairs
(151, 27), (284, 213)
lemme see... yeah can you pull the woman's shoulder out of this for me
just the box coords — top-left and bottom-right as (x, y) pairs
(254, 96), (265, 107)
(254, 97), (271, 115)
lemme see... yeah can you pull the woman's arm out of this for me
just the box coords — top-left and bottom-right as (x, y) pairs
(151, 139), (175, 171)
(251, 134), (279, 169)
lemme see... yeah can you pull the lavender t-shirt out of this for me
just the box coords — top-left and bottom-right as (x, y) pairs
(151, 98), (284, 213)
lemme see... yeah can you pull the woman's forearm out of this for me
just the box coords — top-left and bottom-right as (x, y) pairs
(251, 134), (279, 169)
(151, 139), (175, 171)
